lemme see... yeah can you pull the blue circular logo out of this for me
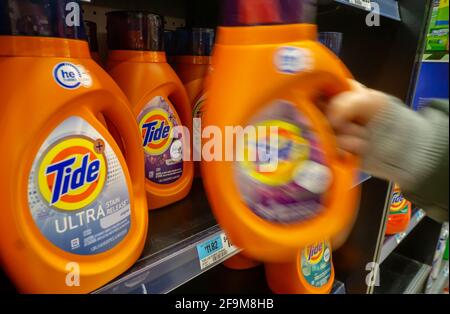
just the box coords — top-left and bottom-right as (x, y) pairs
(53, 62), (82, 89)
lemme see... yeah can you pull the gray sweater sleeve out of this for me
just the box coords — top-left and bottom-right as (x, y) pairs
(363, 98), (449, 220)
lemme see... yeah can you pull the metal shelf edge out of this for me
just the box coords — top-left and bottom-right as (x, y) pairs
(379, 209), (427, 264)
(334, 0), (401, 21)
(94, 224), (241, 294)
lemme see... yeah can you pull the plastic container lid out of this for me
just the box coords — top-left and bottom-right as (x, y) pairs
(106, 11), (164, 51)
(84, 20), (99, 52)
(221, 0), (317, 26)
(0, 0), (86, 39)
(174, 27), (215, 56)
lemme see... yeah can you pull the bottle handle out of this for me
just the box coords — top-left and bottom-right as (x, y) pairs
(291, 74), (360, 175)
(99, 98), (145, 192)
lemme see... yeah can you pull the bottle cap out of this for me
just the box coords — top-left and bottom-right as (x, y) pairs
(221, 0), (317, 26)
(106, 11), (164, 51)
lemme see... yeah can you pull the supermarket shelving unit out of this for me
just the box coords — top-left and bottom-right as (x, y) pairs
(1, 0), (442, 295)
(95, 175), (370, 294)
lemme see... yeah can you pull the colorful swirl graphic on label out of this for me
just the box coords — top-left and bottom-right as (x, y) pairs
(138, 96), (184, 185)
(28, 117), (131, 255)
(235, 100), (332, 224)
(390, 187), (410, 215)
(301, 241), (332, 288)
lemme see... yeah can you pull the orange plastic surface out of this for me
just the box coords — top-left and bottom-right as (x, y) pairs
(265, 244), (335, 294)
(202, 24), (360, 263)
(223, 254), (261, 270)
(0, 37), (148, 293)
(386, 186), (412, 236)
(107, 50), (193, 210)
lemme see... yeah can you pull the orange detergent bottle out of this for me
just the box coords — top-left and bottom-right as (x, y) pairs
(84, 20), (102, 65)
(202, 0), (360, 263)
(0, 0), (148, 293)
(265, 241), (335, 294)
(173, 28), (215, 109)
(173, 28), (215, 178)
(385, 185), (412, 235)
(106, 11), (193, 210)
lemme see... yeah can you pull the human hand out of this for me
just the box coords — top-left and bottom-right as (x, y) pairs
(325, 80), (390, 157)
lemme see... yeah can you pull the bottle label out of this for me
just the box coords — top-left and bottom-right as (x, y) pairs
(138, 96), (184, 184)
(235, 100), (332, 224)
(390, 188), (410, 215)
(193, 92), (207, 119)
(301, 241), (333, 288)
(28, 116), (131, 255)
(193, 92), (207, 163)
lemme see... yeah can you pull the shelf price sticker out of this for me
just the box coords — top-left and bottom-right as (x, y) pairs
(349, 0), (372, 11)
(196, 233), (238, 270)
(395, 232), (407, 244)
(415, 209), (426, 222)
(221, 233), (239, 255)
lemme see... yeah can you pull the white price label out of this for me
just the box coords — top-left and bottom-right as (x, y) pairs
(395, 232), (407, 244)
(221, 233), (239, 255)
(415, 210), (426, 221)
(196, 232), (238, 270)
(349, 0), (372, 11)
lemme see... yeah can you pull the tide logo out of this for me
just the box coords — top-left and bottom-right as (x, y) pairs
(139, 108), (173, 156)
(38, 137), (107, 211)
(304, 242), (325, 265)
(241, 120), (309, 186)
(390, 188), (408, 213)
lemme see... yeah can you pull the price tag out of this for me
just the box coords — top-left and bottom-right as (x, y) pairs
(395, 232), (407, 244)
(349, 0), (372, 11)
(197, 233), (238, 270)
(221, 233), (239, 255)
(415, 209), (425, 221)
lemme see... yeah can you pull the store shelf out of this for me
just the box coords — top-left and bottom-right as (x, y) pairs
(172, 263), (346, 294)
(379, 209), (427, 264)
(94, 179), (240, 294)
(374, 253), (431, 294)
(334, 0), (401, 21)
(93, 170), (372, 294)
(355, 172), (372, 187)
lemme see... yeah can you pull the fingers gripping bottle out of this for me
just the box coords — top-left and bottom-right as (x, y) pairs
(106, 11), (194, 210)
(202, 0), (360, 263)
(385, 185), (412, 236)
(265, 241), (335, 294)
(0, 0), (148, 293)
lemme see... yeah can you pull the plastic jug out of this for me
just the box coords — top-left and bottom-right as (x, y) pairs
(385, 185), (412, 235)
(0, 0), (148, 293)
(265, 241), (335, 294)
(202, 0), (360, 262)
(106, 11), (194, 210)
(172, 27), (215, 178)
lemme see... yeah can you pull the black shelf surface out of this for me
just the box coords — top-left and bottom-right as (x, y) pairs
(379, 209), (427, 264)
(0, 175), (368, 294)
(95, 179), (238, 294)
(95, 174), (369, 294)
(374, 253), (431, 294)
(172, 264), (346, 294)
